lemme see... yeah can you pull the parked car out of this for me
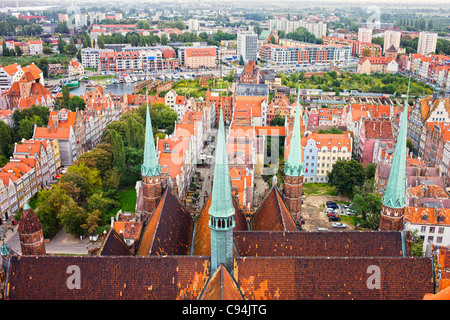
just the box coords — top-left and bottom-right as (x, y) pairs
(328, 213), (338, 219)
(329, 216), (341, 222)
(332, 222), (347, 228)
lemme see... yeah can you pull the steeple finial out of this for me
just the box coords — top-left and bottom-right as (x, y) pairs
(284, 86), (304, 177)
(381, 76), (411, 209)
(141, 91), (161, 177)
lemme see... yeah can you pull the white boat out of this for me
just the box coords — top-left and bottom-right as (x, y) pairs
(132, 76), (138, 82)
(124, 76), (132, 83)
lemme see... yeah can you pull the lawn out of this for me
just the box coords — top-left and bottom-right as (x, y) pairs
(104, 186), (137, 225)
(116, 186), (137, 213)
(302, 183), (338, 196)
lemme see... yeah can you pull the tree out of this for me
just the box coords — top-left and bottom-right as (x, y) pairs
(160, 34), (168, 46)
(57, 35), (65, 54)
(67, 95), (86, 111)
(58, 197), (87, 236)
(239, 54), (245, 66)
(14, 45), (22, 56)
(2, 41), (9, 56)
(270, 114), (286, 126)
(35, 186), (71, 238)
(65, 37), (78, 56)
(0, 121), (14, 159)
(87, 192), (118, 218)
(327, 159), (365, 196)
(81, 209), (102, 236)
(110, 129), (126, 174)
(65, 163), (102, 197)
(102, 167), (121, 190)
(75, 147), (113, 177)
(365, 163), (377, 180)
(409, 230), (424, 257)
(60, 85), (70, 108)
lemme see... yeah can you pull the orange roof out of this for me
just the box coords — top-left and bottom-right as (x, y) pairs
(1, 161), (33, 177)
(14, 140), (42, 155)
(404, 207), (450, 225)
(34, 126), (71, 140)
(408, 184), (449, 199)
(48, 109), (77, 129)
(254, 126), (286, 136)
(174, 123), (196, 139)
(2, 63), (20, 76)
(185, 47), (215, 57)
(0, 172), (19, 185)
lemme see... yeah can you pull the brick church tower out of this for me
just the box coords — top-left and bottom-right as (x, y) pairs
(141, 101), (162, 218)
(284, 90), (305, 223)
(18, 201), (46, 255)
(379, 79), (410, 231)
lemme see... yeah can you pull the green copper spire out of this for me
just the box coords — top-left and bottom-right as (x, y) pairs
(209, 108), (235, 273)
(381, 77), (411, 209)
(285, 87), (305, 177)
(141, 95), (161, 177)
(23, 200), (31, 210)
(209, 108), (235, 219)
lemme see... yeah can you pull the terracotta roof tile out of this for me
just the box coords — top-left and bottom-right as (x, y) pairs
(136, 187), (193, 256)
(250, 187), (297, 231)
(234, 231), (404, 257)
(199, 264), (244, 300)
(7, 255), (210, 300)
(98, 229), (133, 256)
(234, 256), (433, 300)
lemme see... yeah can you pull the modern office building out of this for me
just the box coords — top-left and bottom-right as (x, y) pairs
(237, 31), (258, 62)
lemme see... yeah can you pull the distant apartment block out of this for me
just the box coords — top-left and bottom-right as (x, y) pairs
(260, 42), (351, 66)
(98, 46), (179, 73)
(383, 30), (401, 54)
(269, 18), (327, 39)
(417, 32), (438, 56)
(357, 28), (373, 43)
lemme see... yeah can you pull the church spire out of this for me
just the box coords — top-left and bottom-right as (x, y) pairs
(381, 77), (410, 209)
(209, 108), (235, 273)
(209, 108), (234, 219)
(285, 87), (304, 177)
(379, 77), (411, 231)
(141, 95), (161, 177)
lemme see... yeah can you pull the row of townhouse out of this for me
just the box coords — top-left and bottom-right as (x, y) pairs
(0, 139), (61, 221)
(33, 87), (122, 166)
(399, 53), (450, 92)
(155, 101), (215, 202)
(408, 96), (450, 155)
(260, 42), (351, 66)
